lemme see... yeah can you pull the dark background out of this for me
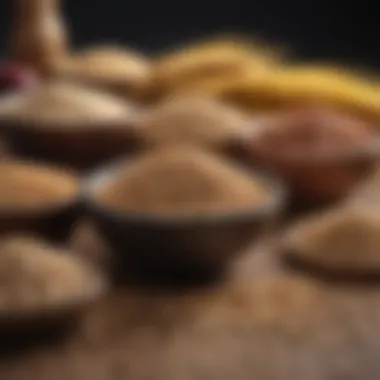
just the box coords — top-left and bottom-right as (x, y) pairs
(0, 0), (378, 68)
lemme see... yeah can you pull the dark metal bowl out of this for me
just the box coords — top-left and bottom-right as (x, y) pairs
(0, 119), (139, 171)
(81, 160), (287, 283)
(0, 200), (80, 243)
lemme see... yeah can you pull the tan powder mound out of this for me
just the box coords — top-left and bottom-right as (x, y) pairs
(137, 96), (249, 149)
(94, 146), (269, 215)
(0, 161), (78, 208)
(0, 235), (105, 313)
(286, 206), (380, 271)
(56, 45), (150, 95)
(0, 81), (136, 126)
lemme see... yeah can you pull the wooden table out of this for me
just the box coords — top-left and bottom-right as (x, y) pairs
(1, 223), (380, 380)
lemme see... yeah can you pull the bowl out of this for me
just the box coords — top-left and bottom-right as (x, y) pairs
(0, 160), (80, 241)
(245, 138), (380, 204)
(81, 160), (286, 283)
(240, 106), (380, 205)
(1, 119), (139, 171)
(0, 84), (142, 171)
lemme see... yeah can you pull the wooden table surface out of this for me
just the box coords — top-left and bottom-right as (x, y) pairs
(0, 221), (380, 380)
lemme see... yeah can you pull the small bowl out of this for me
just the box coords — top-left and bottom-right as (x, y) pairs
(81, 160), (286, 282)
(0, 118), (140, 171)
(245, 139), (380, 204)
(0, 160), (80, 241)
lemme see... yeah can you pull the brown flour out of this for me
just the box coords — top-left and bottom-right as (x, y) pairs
(286, 206), (380, 272)
(0, 235), (105, 312)
(248, 106), (372, 161)
(0, 81), (135, 126)
(94, 146), (269, 215)
(137, 96), (249, 149)
(0, 161), (78, 208)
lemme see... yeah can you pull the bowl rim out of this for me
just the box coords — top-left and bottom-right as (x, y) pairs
(0, 89), (142, 132)
(0, 114), (139, 132)
(81, 157), (287, 227)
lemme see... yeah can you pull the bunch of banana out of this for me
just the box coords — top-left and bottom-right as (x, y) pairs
(169, 61), (380, 124)
(220, 65), (380, 122)
(143, 35), (380, 126)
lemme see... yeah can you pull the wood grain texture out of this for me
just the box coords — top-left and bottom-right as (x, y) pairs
(0, 226), (380, 380)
